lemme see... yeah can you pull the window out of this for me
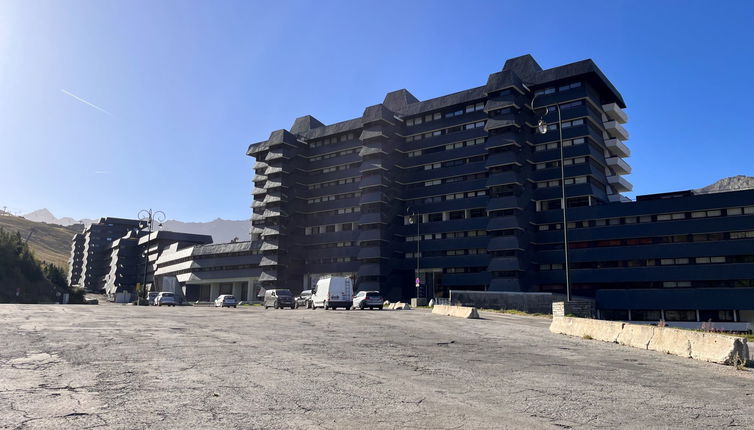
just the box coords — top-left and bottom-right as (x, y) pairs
(449, 211), (465, 220)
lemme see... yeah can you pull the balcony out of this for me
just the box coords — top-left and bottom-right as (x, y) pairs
(606, 156), (632, 175)
(484, 118), (519, 132)
(357, 229), (383, 242)
(358, 212), (385, 225)
(254, 161), (269, 170)
(605, 138), (630, 158)
(263, 208), (286, 218)
(486, 215), (525, 231)
(357, 246), (387, 260)
(607, 175), (633, 192)
(487, 235), (523, 251)
(263, 194), (281, 204)
(488, 278), (522, 292)
(487, 257), (522, 272)
(252, 187), (267, 196)
(259, 270), (277, 282)
(252, 200), (265, 208)
(265, 180), (283, 190)
(263, 226), (283, 237)
(486, 171), (522, 187)
(260, 240), (279, 251)
(487, 196), (526, 211)
(253, 174), (267, 183)
(602, 103), (628, 124)
(265, 151), (285, 161)
(259, 256), (278, 266)
(485, 151), (522, 167)
(264, 166), (283, 175)
(360, 191), (385, 204)
(604, 121), (629, 141)
(357, 263), (382, 276)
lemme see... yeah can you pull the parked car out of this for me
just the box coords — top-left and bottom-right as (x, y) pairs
(155, 292), (176, 307)
(295, 290), (312, 309)
(352, 291), (383, 310)
(311, 276), (353, 310)
(146, 291), (159, 306)
(264, 289), (295, 309)
(215, 294), (237, 308)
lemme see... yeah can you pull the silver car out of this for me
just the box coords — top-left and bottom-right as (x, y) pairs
(155, 292), (176, 307)
(352, 291), (383, 310)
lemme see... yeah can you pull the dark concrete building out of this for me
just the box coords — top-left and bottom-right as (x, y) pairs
(67, 233), (85, 287)
(135, 230), (213, 292)
(77, 217), (142, 291)
(245, 54), (754, 324)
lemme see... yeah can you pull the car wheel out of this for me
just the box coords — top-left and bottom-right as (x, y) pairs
(359, 303), (365, 310)
(274, 302), (279, 309)
(234, 305), (237, 308)
(378, 306), (383, 310)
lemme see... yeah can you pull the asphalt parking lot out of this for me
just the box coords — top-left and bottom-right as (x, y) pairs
(2, 304), (753, 429)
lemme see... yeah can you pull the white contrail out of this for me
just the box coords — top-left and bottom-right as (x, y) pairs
(61, 89), (112, 116)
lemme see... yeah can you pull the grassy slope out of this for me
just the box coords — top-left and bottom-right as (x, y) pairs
(0, 215), (81, 270)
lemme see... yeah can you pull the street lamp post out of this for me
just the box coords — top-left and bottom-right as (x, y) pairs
(532, 97), (572, 302)
(137, 209), (165, 305)
(407, 208), (420, 302)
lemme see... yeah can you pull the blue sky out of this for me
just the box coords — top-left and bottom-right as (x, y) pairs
(1, 1), (752, 221)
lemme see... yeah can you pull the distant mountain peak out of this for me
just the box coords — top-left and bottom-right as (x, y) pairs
(695, 175), (754, 195)
(23, 208), (58, 224)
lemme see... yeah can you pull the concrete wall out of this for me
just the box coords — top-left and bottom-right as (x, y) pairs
(449, 291), (568, 314)
(550, 317), (750, 366)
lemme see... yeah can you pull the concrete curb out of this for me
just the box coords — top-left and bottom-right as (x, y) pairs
(432, 305), (480, 319)
(550, 317), (749, 366)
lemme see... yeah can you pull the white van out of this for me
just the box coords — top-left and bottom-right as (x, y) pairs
(311, 276), (353, 310)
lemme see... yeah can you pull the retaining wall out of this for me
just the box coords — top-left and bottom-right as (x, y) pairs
(550, 317), (749, 366)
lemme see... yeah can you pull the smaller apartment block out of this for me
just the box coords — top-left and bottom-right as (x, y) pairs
(74, 217), (142, 291)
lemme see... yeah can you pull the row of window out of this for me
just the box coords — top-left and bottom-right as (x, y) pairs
(405, 102), (485, 127)
(405, 120), (486, 142)
(534, 81), (582, 96)
(535, 156), (588, 171)
(307, 192), (361, 205)
(309, 133), (356, 148)
(304, 241), (355, 250)
(406, 248), (487, 258)
(406, 230), (488, 242)
(534, 137), (587, 152)
(403, 208), (487, 225)
(535, 176), (589, 189)
(537, 230), (754, 249)
(538, 206), (754, 231)
(543, 118), (585, 133)
(303, 206), (361, 217)
(304, 223), (355, 235)
(407, 137), (486, 158)
(309, 148), (357, 162)
(307, 176), (358, 190)
(536, 196), (592, 211)
(305, 257), (357, 264)
(414, 155), (486, 172)
(318, 162), (360, 174)
(408, 172), (488, 188)
(539, 255), (754, 271)
(407, 189), (488, 206)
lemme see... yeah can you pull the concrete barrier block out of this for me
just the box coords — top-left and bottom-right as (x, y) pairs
(549, 317), (623, 342)
(689, 332), (750, 365)
(393, 302), (411, 310)
(617, 324), (654, 350)
(432, 305), (479, 319)
(648, 327), (692, 358)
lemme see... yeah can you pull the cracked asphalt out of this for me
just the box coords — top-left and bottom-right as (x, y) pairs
(1, 303), (753, 429)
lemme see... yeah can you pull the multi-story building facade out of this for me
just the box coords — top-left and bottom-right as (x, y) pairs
(154, 241), (262, 302)
(76, 217), (142, 291)
(246, 54), (631, 298)
(135, 230), (213, 292)
(245, 54), (754, 322)
(67, 233), (85, 287)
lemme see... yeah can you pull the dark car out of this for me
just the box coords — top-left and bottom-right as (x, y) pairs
(295, 290), (312, 309)
(264, 289), (295, 309)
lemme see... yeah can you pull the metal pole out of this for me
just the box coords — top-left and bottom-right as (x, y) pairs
(141, 211), (152, 305)
(416, 211), (420, 301)
(556, 105), (572, 302)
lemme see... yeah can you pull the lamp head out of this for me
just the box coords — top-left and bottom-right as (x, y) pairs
(537, 120), (548, 135)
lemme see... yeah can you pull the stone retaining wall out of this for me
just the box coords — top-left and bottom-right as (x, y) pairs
(550, 317), (749, 366)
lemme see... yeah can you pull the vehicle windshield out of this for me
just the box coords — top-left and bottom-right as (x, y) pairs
(276, 290), (292, 296)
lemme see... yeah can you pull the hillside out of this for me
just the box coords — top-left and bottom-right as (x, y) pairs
(0, 214), (81, 270)
(695, 175), (754, 194)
